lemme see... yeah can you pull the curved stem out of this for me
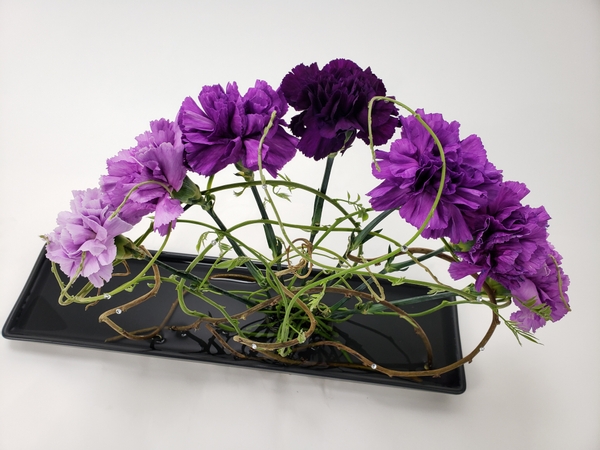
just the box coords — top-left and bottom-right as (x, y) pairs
(367, 96), (447, 247)
(204, 179), (361, 230)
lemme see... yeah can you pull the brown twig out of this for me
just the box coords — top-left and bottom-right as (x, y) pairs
(105, 298), (179, 342)
(275, 238), (314, 279)
(97, 248), (164, 341)
(97, 244), (499, 380)
(233, 292), (318, 350)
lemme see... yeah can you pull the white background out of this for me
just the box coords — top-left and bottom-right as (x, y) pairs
(1, 1), (599, 449)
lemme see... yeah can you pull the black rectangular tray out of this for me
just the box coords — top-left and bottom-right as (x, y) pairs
(3, 248), (466, 394)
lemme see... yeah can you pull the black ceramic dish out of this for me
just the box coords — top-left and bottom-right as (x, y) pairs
(3, 248), (466, 394)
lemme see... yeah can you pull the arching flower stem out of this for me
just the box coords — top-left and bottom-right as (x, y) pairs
(367, 96), (447, 247)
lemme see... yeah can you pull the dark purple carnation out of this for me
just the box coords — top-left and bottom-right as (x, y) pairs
(178, 80), (298, 177)
(510, 246), (570, 332)
(449, 181), (551, 291)
(45, 188), (132, 288)
(100, 119), (187, 236)
(367, 110), (503, 243)
(280, 58), (398, 160)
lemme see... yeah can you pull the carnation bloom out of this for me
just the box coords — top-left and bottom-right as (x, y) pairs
(367, 110), (503, 243)
(448, 181), (551, 291)
(45, 188), (132, 288)
(280, 58), (398, 160)
(509, 247), (570, 332)
(100, 119), (187, 236)
(178, 80), (298, 177)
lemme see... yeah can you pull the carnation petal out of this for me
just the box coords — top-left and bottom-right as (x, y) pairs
(154, 196), (183, 236)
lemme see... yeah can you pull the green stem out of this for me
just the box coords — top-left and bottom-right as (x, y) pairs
(141, 257), (256, 307)
(205, 207), (266, 287)
(133, 222), (155, 247)
(327, 246), (447, 313)
(309, 154), (336, 243)
(369, 291), (454, 312)
(386, 246), (447, 272)
(176, 278), (244, 336)
(250, 185), (280, 259)
(109, 180), (171, 220)
(348, 208), (394, 252)
(204, 179), (361, 230)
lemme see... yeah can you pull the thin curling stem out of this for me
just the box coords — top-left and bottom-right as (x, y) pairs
(367, 96), (447, 248)
(253, 110), (281, 259)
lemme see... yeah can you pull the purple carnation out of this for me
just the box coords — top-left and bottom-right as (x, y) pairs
(367, 110), (503, 243)
(100, 119), (187, 236)
(178, 80), (298, 177)
(280, 58), (398, 160)
(510, 246), (570, 332)
(449, 181), (551, 291)
(45, 188), (132, 288)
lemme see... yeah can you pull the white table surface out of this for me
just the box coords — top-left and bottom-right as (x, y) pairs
(1, 1), (598, 449)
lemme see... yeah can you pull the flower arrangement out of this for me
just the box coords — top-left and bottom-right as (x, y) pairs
(43, 58), (570, 379)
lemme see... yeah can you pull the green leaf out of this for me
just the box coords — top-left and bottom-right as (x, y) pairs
(427, 286), (448, 294)
(502, 317), (541, 346)
(213, 256), (252, 271)
(391, 277), (406, 286)
(277, 347), (292, 357)
(277, 173), (295, 187)
(233, 186), (248, 197)
(520, 297), (552, 321)
(308, 285), (327, 311)
(196, 231), (211, 252)
(271, 182), (293, 202)
(273, 190), (291, 202)
(349, 209), (394, 251)
(360, 228), (382, 245)
(297, 330), (306, 344)
(218, 242), (232, 255)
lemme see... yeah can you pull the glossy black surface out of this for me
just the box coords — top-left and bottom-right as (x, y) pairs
(3, 248), (466, 394)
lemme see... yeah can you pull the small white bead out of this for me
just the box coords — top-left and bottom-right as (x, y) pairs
(115, 308), (122, 315)
(251, 344), (257, 350)
(371, 363), (377, 370)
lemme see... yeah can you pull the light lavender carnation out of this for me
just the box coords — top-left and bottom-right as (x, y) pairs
(45, 188), (132, 288)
